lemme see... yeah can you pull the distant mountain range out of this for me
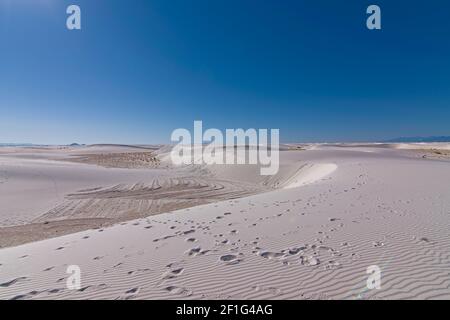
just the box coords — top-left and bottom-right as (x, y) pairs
(384, 136), (450, 143)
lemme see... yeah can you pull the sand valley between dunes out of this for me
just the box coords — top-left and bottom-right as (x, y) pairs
(0, 143), (450, 299)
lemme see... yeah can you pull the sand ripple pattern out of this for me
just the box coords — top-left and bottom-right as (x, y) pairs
(1, 146), (450, 300)
(34, 178), (266, 222)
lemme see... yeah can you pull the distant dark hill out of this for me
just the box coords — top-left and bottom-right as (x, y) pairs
(384, 136), (450, 143)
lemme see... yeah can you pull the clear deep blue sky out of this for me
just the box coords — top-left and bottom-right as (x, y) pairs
(1, 0), (449, 144)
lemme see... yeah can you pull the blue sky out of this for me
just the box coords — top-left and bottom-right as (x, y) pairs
(0, 0), (449, 144)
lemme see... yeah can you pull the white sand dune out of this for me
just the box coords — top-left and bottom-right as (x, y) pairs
(0, 153), (165, 226)
(1, 144), (450, 300)
(281, 163), (337, 189)
(392, 143), (450, 150)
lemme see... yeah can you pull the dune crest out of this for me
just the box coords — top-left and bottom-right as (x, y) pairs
(281, 163), (337, 189)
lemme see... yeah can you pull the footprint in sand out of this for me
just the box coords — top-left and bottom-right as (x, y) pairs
(286, 247), (306, 255)
(166, 261), (184, 269)
(47, 288), (63, 294)
(418, 237), (434, 244)
(10, 294), (30, 300)
(10, 290), (41, 300)
(78, 284), (108, 293)
(165, 286), (192, 297)
(301, 256), (320, 266)
(56, 277), (65, 283)
(324, 260), (341, 270)
(128, 268), (151, 276)
(118, 287), (140, 300)
(372, 241), (384, 247)
(219, 254), (241, 265)
(162, 267), (184, 279)
(258, 251), (284, 259)
(0, 277), (28, 288)
(170, 268), (184, 275)
(185, 246), (201, 256)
